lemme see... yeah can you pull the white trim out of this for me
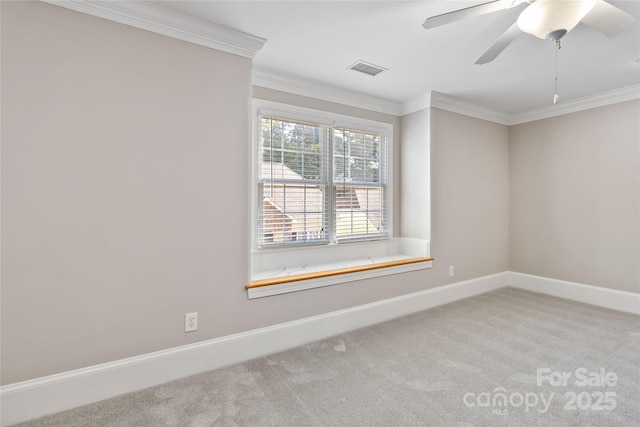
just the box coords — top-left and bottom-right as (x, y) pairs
(251, 99), (397, 287)
(252, 237), (418, 275)
(248, 258), (433, 299)
(508, 272), (640, 315)
(41, 1), (637, 122)
(401, 92), (433, 117)
(508, 84), (640, 125)
(429, 91), (512, 125)
(401, 86), (640, 124)
(3, 272), (637, 425)
(40, 2), (638, 122)
(41, 0), (266, 59)
(254, 99), (394, 134)
(249, 237), (430, 299)
(0, 272), (507, 427)
(402, 91), (512, 125)
(254, 68), (638, 126)
(253, 68), (403, 116)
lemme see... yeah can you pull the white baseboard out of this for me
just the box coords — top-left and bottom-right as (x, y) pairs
(0, 272), (507, 426)
(508, 272), (640, 315)
(4, 271), (634, 426)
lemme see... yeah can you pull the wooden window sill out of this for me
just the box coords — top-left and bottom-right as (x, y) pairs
(245, 257), (433, 293)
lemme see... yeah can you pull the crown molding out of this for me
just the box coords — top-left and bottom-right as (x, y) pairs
(402, 84), (640, 125)
(252, 68), (403, 116)
(41, 0), (637, 123)
(41, 1), (636, 122)
(41, 0), (266, 59)
(508, 83), (640, 125)
(402, 91), (511, 125)
(401, 93), (433, 117)
(430, 91), (511, 125)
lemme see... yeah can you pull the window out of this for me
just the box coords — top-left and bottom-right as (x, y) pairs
(258, 116), (330, 247)
(249, 100), (431, 299)
(257, 107), (390, 249)
(333, 127), (388, 241)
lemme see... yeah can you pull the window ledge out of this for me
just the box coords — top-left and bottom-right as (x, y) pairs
(246, 256), (433, 299)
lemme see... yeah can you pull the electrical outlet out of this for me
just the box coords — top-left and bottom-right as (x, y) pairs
(449, 266), (455, 278)
(185, 312), (198, 332)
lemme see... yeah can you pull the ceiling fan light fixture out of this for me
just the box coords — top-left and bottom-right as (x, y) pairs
(517, 0), (597, 39)
(546, 29), (567, 42)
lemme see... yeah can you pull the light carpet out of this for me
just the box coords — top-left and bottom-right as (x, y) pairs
(16, 287), (640, 426)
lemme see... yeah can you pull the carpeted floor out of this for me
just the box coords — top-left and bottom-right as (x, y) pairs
(16, 287), (640, 426)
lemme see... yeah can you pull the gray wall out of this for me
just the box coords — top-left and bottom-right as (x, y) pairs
(2, 2), (511, 385)
(400, 108), (431, 241)
(430, 108), (511, 281)
(509, 100), (640, 293)
(17, 0), (635, 387)
(1, 1), (255, 384)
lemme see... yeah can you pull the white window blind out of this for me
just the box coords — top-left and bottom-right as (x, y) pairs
(257, 110), (390, 249)
(334, 127), (388, 242)
(259, 116), (330, 248)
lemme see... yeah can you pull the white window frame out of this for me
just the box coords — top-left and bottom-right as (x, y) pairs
(253, 100), (393, 250)
(250, 99), (430, 298)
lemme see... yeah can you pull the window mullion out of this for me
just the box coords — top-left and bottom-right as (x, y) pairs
(328, 126), (336, 244)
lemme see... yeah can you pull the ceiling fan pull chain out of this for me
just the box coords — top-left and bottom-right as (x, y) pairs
(553, 39), (561, 105)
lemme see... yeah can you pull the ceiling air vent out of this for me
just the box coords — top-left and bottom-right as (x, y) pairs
(348, 60), (387, 77)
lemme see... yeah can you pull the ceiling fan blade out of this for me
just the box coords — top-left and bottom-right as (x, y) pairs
(423, 1), (507, 30)
(475, 22), (522, 64)
(581, 0), (637, 37)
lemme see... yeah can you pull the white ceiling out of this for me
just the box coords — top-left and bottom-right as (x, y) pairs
(155, 1), (640, 114)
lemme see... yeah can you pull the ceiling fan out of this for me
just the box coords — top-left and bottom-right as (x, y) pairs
(423, 0), (637, 65)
